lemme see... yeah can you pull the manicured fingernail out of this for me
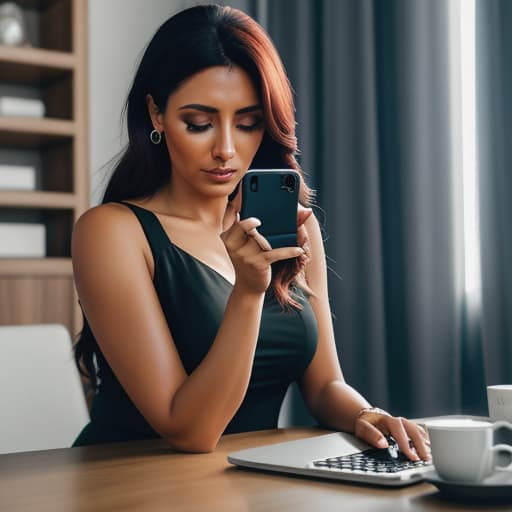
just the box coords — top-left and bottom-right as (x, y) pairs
(409, 448), (420, 461)
(377, 438), (388, 448)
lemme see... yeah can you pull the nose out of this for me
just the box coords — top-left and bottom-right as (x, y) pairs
(212, 126), (235, 163)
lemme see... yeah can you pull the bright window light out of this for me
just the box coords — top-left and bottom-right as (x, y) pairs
(458, 0), (482, 308)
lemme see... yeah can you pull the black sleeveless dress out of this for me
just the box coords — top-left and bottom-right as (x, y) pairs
(73, 202), (318, 446)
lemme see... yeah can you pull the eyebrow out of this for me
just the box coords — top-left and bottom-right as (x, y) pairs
(178, 104), (262, 114)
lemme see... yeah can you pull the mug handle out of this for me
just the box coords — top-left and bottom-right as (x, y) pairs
(492, 421), (512, 471)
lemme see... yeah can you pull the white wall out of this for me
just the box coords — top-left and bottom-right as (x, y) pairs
(88, 0), (252, 205)
(88, 0), (176, 204)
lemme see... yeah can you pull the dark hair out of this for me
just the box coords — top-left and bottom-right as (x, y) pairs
(75, 4), (313, 388)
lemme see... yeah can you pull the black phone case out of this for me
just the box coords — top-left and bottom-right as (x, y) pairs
(240, 169), (299, 249)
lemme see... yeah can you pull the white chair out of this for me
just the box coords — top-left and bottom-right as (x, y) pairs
(0, 324), (90, 454)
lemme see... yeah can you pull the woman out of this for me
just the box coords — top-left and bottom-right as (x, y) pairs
(72, 4), (430, 460)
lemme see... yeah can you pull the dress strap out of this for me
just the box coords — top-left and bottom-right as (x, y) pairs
(117, 201), (170, 260)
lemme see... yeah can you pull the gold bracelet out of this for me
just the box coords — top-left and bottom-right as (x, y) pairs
(355, 406), (390, 420)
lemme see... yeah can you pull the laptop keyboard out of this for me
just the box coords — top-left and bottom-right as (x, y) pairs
(311, 447), (430, 474)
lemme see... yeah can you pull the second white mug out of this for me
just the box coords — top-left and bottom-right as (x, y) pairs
(488, 385), (512, 422)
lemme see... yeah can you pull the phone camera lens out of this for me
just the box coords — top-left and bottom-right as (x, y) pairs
(250, 175), (258, 192)
(282, 174), (296, 192)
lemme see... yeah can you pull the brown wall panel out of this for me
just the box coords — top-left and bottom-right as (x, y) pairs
(0, 276), (75, 335)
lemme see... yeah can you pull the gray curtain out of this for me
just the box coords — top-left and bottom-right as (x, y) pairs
(477, 0), (512, 387)
(254, 0), (498, 422)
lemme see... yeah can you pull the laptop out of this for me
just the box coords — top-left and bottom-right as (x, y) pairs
(228, 430), (432, 487)
(228, 416), (490, 487)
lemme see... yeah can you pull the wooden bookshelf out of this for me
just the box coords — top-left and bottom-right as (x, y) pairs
(0, 258), (73, 275)
(0, 118), (75, 147)
(0, 0), (88, 336)
(0, 116), (75, 135)
(0, 46), (75, 84)
(0, 191), (76, 208)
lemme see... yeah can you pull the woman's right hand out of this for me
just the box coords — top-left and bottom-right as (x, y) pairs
(221, 216), (304, 295)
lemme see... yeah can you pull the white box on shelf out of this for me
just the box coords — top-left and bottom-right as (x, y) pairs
(0, 96), (45, 118)
(0, 223), (46, 257)
(0, 165), (36, 190)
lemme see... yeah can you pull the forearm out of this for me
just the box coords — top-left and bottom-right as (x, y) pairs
(309, 380), (372, 434)
(162, 286), (265, 451)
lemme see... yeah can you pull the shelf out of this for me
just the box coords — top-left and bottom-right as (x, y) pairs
(0, 117), (74, 147)
(15, 0), (72, 53)
(0, 257), (72, 276)
(0, 191), (76, 209)
(0, 46), (74, 86)
(0, 0), (86, 334)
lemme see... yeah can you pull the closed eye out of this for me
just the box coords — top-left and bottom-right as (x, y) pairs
(184, 118), (263, 133)
(185, 122), (212, 133)
(237, 119), (263, 132)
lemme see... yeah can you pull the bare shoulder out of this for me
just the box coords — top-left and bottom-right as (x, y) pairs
(74, 202), (136, 235)
(303, 210), (328, 294)
(304, 210), (324, 249)
(73, 202), (143, 246)
(72, 202), (151, 271)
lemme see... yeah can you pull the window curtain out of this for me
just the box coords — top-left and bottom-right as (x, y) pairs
(249, 0), (501, 424)
(476, 0), (512, 387)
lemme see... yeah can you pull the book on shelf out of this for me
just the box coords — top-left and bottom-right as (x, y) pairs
(0, 223), (46, 257)
(0, 164), (36, 190)
(0, 96), (45, 118)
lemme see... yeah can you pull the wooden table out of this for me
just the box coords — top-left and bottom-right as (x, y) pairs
(0, 427), (508, 511)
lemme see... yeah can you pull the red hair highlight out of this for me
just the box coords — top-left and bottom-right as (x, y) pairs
(224, 8), (314, 308)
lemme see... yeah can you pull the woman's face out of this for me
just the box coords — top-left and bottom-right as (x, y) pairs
(148, 65), (265, 199)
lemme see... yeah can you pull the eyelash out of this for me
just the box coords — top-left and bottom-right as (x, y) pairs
(185, 122), (210, 133)
(185, 120), (263, 133)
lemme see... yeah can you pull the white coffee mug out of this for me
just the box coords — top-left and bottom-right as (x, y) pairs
(488, 385), (512, 422)
(427, 418), (512, 483)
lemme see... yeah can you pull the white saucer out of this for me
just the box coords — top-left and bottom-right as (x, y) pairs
(424, 469), (512, 502)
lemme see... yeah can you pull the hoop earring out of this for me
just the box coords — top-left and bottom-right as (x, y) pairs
(150, 129), (162, 145)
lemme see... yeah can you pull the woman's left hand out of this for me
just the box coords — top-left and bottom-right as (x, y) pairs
(354, 410), (431, 461)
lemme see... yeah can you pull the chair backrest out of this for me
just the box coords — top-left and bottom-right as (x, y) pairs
(0, 324), (90, 454)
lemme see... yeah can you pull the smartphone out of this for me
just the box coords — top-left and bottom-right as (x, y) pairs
(240, 169), (299, 249)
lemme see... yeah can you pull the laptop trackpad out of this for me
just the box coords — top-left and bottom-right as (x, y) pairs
(228, 432), (370, 468)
